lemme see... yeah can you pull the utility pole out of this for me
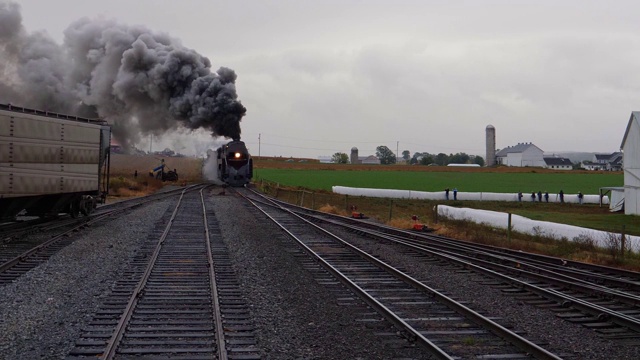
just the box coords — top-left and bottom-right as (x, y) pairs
(396, 141), (399, 164)
(258, 133), (261, 159)
(149, 135), (152, 153)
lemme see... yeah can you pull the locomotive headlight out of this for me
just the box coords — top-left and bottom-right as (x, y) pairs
(234, 152), (242, 158)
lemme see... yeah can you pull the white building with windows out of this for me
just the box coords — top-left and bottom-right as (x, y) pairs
(495, 142), (545, 167)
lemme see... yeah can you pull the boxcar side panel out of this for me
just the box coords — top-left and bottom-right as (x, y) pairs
(0, 109), (103, 199)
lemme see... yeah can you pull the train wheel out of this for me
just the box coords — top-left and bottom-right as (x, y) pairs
(70, 200), (80, 218)
(80, 195), (94, 216)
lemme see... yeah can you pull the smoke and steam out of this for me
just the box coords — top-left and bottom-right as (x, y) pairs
(0, 1), (246, 148)
(202, 149), (225, 185)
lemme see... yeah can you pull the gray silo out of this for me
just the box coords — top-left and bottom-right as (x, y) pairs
(350, 147), (359, 164)
(486, 125), (496, 166)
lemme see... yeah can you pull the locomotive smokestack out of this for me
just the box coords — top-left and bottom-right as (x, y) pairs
(0, 1), (246, 148)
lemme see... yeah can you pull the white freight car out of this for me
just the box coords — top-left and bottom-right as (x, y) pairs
(0, 104), (111, 219)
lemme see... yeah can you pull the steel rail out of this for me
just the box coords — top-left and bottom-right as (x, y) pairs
(363, 232), (640, 334)
(314, 220), (640, 307)
(287, 208), (640, 328)
(246, 189), (640, 335)
(101, 188), (187, 359)
(241, 189), (562, 360)
(250, 190), (640, 285)
(252, 190), (640, 292)
(200, 187), (228, 360)
(395, 235), (640, 304)
(0, 185), (202, 277)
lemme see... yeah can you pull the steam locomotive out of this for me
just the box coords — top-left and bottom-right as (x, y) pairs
(217, 139), (252, 186)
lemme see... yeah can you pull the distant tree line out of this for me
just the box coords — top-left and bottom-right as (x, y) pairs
(331, 152), (349, 164)
(332, 146), (485, 166)
(408, 151), (485, 166)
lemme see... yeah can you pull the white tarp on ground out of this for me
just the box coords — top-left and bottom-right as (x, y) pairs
(331, 186), (633, 249)
(332, 186), (609, 204)
(437, 205), (639, 249)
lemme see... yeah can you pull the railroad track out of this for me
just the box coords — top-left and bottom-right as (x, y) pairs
(68, 186), (259, 359)
(0, 185), (201, 285)
(245, 189), (640, 344)
(237, 187), (562, 359)
(0, 186), (195, 242)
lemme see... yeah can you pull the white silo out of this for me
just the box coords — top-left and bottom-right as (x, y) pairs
(350, 147), (359, 164)
(486, 125), (496, 166)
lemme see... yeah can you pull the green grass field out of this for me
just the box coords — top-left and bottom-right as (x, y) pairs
(255, 168), (638, 236)
(254, 169), (623, 194)
(255, 167), (640, 268)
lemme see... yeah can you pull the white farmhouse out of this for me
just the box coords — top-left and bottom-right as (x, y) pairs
(495, 142), (545, 167)
(621, 112), (640, 215)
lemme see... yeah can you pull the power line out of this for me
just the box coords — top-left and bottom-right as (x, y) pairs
(255, 133), (393, 144)
(243, 134), (484, 156)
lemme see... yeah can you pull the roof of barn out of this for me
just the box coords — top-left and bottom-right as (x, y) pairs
(544, 157), (572, 166)
(495, 142), (542, 157)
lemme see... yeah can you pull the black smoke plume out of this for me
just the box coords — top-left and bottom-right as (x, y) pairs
(0, 1), (246, 148)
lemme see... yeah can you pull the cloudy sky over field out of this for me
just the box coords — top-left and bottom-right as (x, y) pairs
(8, 0), (640, 158)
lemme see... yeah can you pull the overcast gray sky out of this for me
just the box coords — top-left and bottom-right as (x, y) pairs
(11, 0), (640, 158)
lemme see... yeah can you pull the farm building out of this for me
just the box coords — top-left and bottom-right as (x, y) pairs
(360, 155), (381, 165)
(621, 112), (640, 215)
(581, 161), (604, 171)
(495, 142), (545, 167)
(598, 152), (623, 171)
(543, 157), (573, 170)
(582, 152), (623, 171)
(348, 147), (380, 164)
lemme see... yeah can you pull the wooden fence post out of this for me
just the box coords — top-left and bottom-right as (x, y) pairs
(434, 204), (438, 224)
(507, 213), (512, 244)
(621, 225), (626, 258)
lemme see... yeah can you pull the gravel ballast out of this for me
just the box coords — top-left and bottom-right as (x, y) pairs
(5, 188), (634, 359)
(0, 199), (173, 360)
(323, 222), (640, 360)
(209, 192), (431, 359)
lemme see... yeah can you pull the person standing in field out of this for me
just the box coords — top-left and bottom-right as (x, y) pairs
(518, 192), (523, 202)
(559, 190), (565, 203)
(445, 188), (450, 200)
(537, 191), (542, 202)
(578, 191), (584, 204)
(453, 188), (458, 200)
(544, 191), (549, 202)
(531, 192), (536, 202)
